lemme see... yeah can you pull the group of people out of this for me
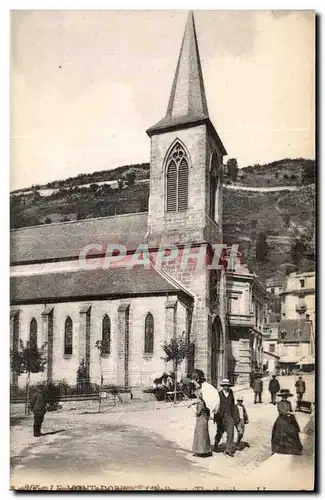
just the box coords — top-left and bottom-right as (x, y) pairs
(255, 373), (306, 410)
(190, 369), (304, 459)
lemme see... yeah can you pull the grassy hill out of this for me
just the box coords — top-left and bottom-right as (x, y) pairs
(237, 158), (315, 187)
(10, 159), (315, 283)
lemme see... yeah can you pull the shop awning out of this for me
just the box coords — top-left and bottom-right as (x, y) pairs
(279, 355), (301, 364)
(295, 356), (315, 366)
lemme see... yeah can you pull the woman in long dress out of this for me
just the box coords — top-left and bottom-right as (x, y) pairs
(271, 389), (303, 455)
(192, 389), (212, 457)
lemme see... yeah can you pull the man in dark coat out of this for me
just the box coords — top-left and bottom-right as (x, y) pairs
(253, 376), (263, 404)
(214, 379), (236, 457)
(295, 376), (306, 409)
(268, 375), (280, 405)
(30, 387), (46, 437)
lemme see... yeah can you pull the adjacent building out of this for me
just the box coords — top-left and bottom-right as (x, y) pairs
(262, 322), (280, 374)
(277, 319), (314, 372)
(226, 253), (268, 384)
(280, 271), (315, 352)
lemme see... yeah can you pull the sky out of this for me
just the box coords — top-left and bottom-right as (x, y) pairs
(10, 10), (315, 191)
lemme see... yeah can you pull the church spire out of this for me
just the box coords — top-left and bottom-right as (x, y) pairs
(166, 11), (209, 120)
(147, 11), (210, 136)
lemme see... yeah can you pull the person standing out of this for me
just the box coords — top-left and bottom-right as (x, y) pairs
(191, 369), (220, 417)
(191, 389), (212, 457)
(295, 375), (306, 410)
(268, 375), (280, 405)
(29, 386), (47, 437)
(271, 389), (303, 455)
(253, 375), (263, 404)
(233, 396), (249, 447)
(214, 379), (236, 457)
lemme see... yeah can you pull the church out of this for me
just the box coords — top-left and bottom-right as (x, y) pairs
(10, 13), (265, 393)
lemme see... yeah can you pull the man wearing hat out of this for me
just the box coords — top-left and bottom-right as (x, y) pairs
(252, 375), (263, 404)
(233, 396), (249, 447)
(295, 375), (306, 410)
(268, 375), (280, 405)
(214, 379), (236, 457)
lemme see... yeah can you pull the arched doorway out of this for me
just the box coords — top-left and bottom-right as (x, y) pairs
(211, 316), (224, 387)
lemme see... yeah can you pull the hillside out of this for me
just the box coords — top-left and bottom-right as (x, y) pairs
(10, 159), (316, 284)
(236, 158), (315, 188)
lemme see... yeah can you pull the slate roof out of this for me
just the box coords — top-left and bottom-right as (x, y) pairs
(278, 320), (312, 343)
(10, 265), (190, 304)
(10, 213), (148, 264)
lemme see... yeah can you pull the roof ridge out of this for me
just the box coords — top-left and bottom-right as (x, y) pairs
(11, 212), (148, 233)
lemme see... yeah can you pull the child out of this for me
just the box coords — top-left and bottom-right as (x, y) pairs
(234, 396), (249, 447)
(191, 389), (212, 457)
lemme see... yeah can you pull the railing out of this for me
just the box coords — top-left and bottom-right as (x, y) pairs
(227, 313), (255, 326)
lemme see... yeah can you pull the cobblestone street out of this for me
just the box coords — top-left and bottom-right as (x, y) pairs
(10, 375), (315, 490)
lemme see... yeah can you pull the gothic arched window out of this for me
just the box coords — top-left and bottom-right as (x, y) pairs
(144, 313), (154, 354)
(166, 142), (189, 212)
(30, 318), (37, 351)
(102, 315), (111, 355)
(64, 316), (73, 355)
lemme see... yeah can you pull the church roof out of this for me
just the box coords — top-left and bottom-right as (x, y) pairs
(10, 265), (192, 304)
(146, 12), (227, 155)
(10, 212), (148, 265)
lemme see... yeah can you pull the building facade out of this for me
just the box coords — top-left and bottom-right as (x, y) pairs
(280, 271), (315, 352)
(277, 319), (314, 372)
(262, 323), (280, 374)
(226, 254), (267, 384)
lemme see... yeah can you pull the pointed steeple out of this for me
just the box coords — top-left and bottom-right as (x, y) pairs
(167, 11), (209, 120)
(147, 11), (210, 135)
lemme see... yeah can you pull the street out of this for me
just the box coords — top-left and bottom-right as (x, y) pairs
(10, 375), (315, 490)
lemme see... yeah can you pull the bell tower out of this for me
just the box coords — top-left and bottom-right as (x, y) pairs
(146, 11), (227, 248)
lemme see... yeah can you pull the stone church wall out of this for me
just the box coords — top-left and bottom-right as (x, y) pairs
(13, 294), (187, 390)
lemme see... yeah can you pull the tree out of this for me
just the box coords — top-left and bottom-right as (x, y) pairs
(139, 197), (148, 212)
(95, 340), (104, 413)
(117, 178), (124, 192)
(10, 339), (47, 416)
(76, 359), (90, 394)
(291, 238), (308, 267)
(283, 214), (290, 228)
(302, 163), (315, 184)
(226, 158), (238, 182)
(255, 232), (269, 262)
(161, 332), (194, 404)
(125, 169), (136, 186)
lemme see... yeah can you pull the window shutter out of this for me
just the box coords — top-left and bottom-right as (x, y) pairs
(166, 160), (177, 211)
(178, 158), (188, 211)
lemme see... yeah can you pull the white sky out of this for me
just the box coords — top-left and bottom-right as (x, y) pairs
(10, 10), (315, 190)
